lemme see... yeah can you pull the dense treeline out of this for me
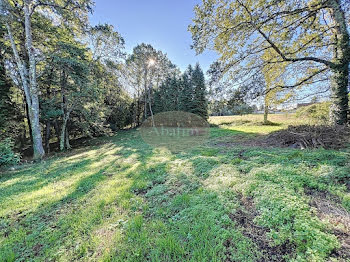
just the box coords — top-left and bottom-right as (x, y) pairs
(153, 64), (208, 119)
(0, 1), (208, 161)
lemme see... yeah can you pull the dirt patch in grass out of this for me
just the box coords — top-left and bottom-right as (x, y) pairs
(33, 243), (43, 256)
(227, 195), (295, 261)
(306, 189), (350, 260)
(331, 229), (350, 261)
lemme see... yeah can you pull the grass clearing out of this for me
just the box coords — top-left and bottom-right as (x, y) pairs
(1, 114), (349, 261)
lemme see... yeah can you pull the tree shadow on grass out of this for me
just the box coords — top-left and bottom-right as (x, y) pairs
(2, 129), (348, 261)
(0, 135), (160, 261)
(0, 141), (129, 203)
(0, 159), (93, 203)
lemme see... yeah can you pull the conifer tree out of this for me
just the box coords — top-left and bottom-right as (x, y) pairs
(191, 63), (208, 119)
(181, 65), (195, 112)
(152, 64), (208, 119)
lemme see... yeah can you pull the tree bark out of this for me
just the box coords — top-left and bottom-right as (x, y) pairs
(53, 120), (60, 145)
(148, 84), (155, 127)
(65, 127), (71, 150)
(60, 113), (70, 151)
(143, 67), (148, 121)
(329, 0), (350, 125)
(264, 104), (269, 124)
(5, 2), (45, 160)
(137, 89), (141, 126)
(45, 121), (51, 153)
(24, 1), (45, 159)
(59, 103), (73, 151)
(25, 101), (34, 146)
(59, 125), (65, 151)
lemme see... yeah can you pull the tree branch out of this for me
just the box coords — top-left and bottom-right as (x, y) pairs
(274, 67), (328, 90)
(236, 0), (336, 68)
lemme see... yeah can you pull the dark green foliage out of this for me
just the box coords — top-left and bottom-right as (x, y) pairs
(153, 64), (208, 119)
(230, 104), (254, 115)
(0, 61), (14, 138)
(181, 65), (195, 112)
(0, 138), (20, 167)
(0, 24), (25, 146)
(1, 1), (130, 156)
(228, 88), (254, 116)
(191, 63), (208, 118)
(0, 24), (15, 140)
(105, 90), (133, 131)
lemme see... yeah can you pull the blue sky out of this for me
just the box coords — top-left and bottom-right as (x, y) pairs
(89, 0), (218, 72)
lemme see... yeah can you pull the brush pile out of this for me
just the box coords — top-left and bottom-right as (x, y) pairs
(267, 125), (350, 149)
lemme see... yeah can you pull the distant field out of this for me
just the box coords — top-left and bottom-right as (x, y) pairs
(209, 113), (306, 135)
(1, 115), (349, 261)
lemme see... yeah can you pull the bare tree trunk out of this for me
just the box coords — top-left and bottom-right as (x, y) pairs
(44, 64), (53, 153)
(132, 94), (137, 128)
(264, 97), (269, 124)
(264, 106), (269, 124)
(21, 116), (27, 149)
(137, 89), (141, 126)
(53, 120), (60, 145)
(148, 84), (155, 127)
(60, 113), (70, 151)
(24, 0), (45, 159)
(25, 101), (34, 145)
(59, 124), (66, 151)
(59, 66), (70, 151)
(5, 2), (45, 160)
(329, 0), (350, 125)
(143, 67), (148, 121)
(45, 121), (51, 153)
(65, 127), (71, 150)
(144, 92), (147, 121)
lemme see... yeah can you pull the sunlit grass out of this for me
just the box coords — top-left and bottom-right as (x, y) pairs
(209, 113), (303, 126)
(209, 113), (306, 135)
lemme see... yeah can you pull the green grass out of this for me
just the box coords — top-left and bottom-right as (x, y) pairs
(1, 114), (349, 261)
(209, 113), (305, 135)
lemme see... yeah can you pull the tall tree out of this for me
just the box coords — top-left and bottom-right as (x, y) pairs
(190, 0), (350, 125)
(192, 63), (208, 119)
(1, 0), (45, 159)
(48, 41), (90, 151)
(0, 0), (92, 159)
(87, 23), (130, 131)
(152, 64), (209, 119)
(181, 65), (195, 112)
(125, 43), (177, 125)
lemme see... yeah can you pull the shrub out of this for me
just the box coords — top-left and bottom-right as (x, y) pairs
(296, 102), (331, 124)
(0, 138), (20, 167)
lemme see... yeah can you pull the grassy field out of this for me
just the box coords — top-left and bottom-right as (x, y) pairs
(209, 113), (308, 134)
(1, 114), (349, 261)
